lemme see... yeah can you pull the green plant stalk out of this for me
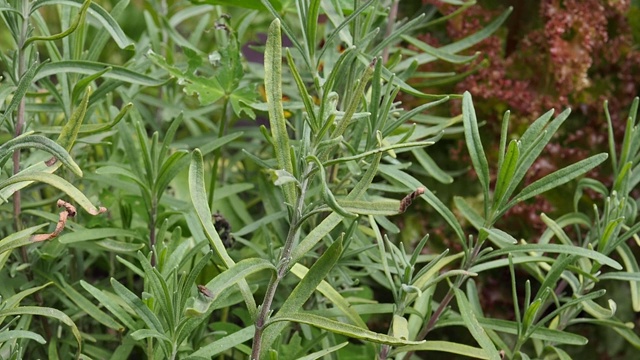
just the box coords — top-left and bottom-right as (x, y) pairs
(251, 164), (312, 359)
(11, 0), (53, 344)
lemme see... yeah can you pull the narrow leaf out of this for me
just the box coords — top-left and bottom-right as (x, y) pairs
(267, 312), (425, 346)
(454, 288), (501, 360)
(265, 19), (297, 205)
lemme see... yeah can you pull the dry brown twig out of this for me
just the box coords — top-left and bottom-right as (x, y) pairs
(30, 199), (107, 242)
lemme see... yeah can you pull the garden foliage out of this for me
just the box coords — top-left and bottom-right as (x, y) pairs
(0, 0), (639, 359)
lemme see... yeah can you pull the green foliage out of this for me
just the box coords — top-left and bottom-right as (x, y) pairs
(0, 0), (639, 359)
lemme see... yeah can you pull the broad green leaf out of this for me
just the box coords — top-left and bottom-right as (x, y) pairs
(185, 326), (254, 359)
(200, 258), (275, 304)
(438, 317), (587, 345)
(51, 274), (123, 331)
(412, 148), (453, 184)
(481, 227), (517, 247)
(267, 312), (425, 346)
(0, 306), (81, 350)
(0, 224), (48, 254)
(402, 35), (479, 64)
(462, 92), (490, 215)
(323, 140), (435, 167)
(34, 61), (163, 86)
(0, 330), (46, 344)
(298, 342), (348, 360)
(392, 341), (489, 359)
(130, 329), (171, 343)
(110, 278), (163, 332)
(31, 0), (134, 49)
(507, 153), (608, 208)
(397, 7), (512, 70)
(0, 134), (81, 176)
(80, 281), (137, 330)
(616, 243), (640, 311)
(489, 244), (621, 270)
(265, 19), (297, 206)
(0, 172), (105, 215)
(492, 139), (519, 213)
(454, 288), (501, 360)
(188, 150), (258, 314)
(333, 199), (400, 216)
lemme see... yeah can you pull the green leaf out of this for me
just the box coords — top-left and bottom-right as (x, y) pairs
(488, 244), (621, 270)
(188, 150), (259, 315)
(0, 224), (48, 254)
(261, 239), (344, 354)
(265, 19), (297, 206)
(616, 243), (640, 311)
(290, 263), (367, 328)
(24, 0), (90, 48)
(37, 103), (131, 135)
(267, 312), (425, 346)
(492, 140), (519, 213)
(454, 288), (501, 360)
(0, 60), (41, 127)
(53, 87), (91, 153)
(136, 252), (175, 330)
(397, 7), (512, 70)
(51, 274), (123, 331)
(402, 35), (479, 64)
(0, 172), (105, 215)
(462, 92), (490, 216)
(190, 0), (280, 10)
(31, 0), (134, 49)
(185, 326), (255, 359)
(130, 329), (171, 343)
(412, 148), (453, 184)
(297, 342), (349, 360)
(80, 280), (138, 330)
(323, 140), (435, 167)
(0, 306), (81, 350)
(333, 199), (400, 216)
(0, 330), (46, 345)
(200, 258), (275, 304)
(110, 278), (163, 332)
(0, 134), (82, 176)
(438, 317), (587, 345)
(454, 196), (484, 230)
(507, 153), (608, 208)
(392, 341), (489, 359)
(34, 61), (163, 86)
